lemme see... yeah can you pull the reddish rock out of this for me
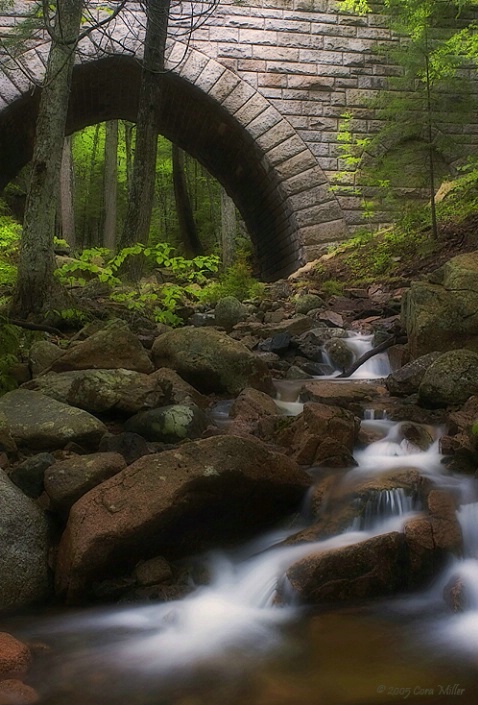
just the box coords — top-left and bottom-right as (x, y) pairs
(298, 380), (386, 415)
(275, 402), (359, 466)
(428, 490), (463, 555)
(0, 635), (31, 680)
(55, 435), (310, 602)
(0, 680), (38, 704)
(284, 533), (409, 604)
(227, 388), (278, 437)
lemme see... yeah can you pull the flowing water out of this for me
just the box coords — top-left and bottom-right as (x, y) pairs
(4, 335), (478, 704)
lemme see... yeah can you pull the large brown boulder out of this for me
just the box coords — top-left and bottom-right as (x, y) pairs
(50, 320), (154, 374)
(275, 402), (359, 466)
(298, 380), (386, 416)
(403, 252), (478, 359)
(284, 532), (409, 604)
(151, 327), (273, 395)
(55, 435), (310, 602)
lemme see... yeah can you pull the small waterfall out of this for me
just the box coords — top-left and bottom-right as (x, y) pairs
(344, 333), (391, 379)
(351, 488), (417, 531)
(458, 502), (478, 559)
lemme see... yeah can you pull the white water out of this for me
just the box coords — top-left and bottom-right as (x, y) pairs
(321, 332), (391, 379)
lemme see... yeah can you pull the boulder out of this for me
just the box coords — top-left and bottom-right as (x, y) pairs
(23, 369), (168, 417)
(29, 340), (64, 377)
(227, 388), (279, 438)
(8, 452), (55, 498)
(386, 351), (442, 397)
(403, 252), (478, 358)
(214, 296), (247, 332)
(0, 634), (31, 680)
(418, 349), (478, 407)
(294, 294), (324, 315)
(0, 680), (38, 704)
(133, 556), (173, 587)
(44, 452), (127, 515)
(284, 532), (409, 604)
(151, 328), (273, 395)
(323, 338), (354, 371)
(298, 380), (386, 416)
(55, 435), (310, 601)
(124, 403), (209, 443)
(275, 402), (359, 466)
(50, 320), (154, 374)
(98, 432), (153, 465)
(0, 470), (50, 610)
(0, 390), (107, 450)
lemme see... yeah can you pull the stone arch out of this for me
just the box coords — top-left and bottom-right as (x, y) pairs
(0, 43), (348, 279)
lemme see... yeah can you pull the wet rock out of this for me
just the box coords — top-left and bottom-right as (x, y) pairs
(428, 489), (463, 555)
(403, 516), (436, 584)
(8, 452), (55, 498)
(214, 296), (247, 332)
(298, 380), (386, 415)
(401, 422), (434, 452)
(55, 435), (310, 602)
(134, 556), (173, 586)
(98, 432), (153, 465)
(151, 327), (273, 396)
(0, 390), (106, 450)
(284, 532), (409, 604)
(443, 574), (465, 612)
(419, 349), (478, 407)
(275, 402), (359, 466)
(285, 365), (312, 380)
(0, 470), (50, 610)
(257, 333), (291, 354)
(124, 403), (210, 443)
(29, 340), (64, 377)
(44, 452), (127, 515)
(50, 320), (154, 374)
(0, 680), (39, 704)
(386, 351), (442, 397)
(323, 338), (354, 371)
(0, 634), (31, 680)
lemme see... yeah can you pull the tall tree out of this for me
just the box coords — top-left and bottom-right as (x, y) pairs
(10, 0), (84, 316)
(119, 0), (171, 252)
(220, 186), (236, 267)
(172, 144), (203, 257)
(59, 135), (76, 249)
(103, 120), (119, 251)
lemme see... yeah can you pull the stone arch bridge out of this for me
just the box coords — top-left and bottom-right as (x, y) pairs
(0, 0), (474, 278)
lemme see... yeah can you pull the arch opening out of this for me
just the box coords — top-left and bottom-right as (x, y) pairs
(0, 56), (303, 279)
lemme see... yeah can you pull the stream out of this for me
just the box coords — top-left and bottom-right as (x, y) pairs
(3, 334), (478, 705)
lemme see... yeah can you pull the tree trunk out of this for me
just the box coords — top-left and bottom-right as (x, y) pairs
(221, 186), (236, 268)
(83, 122), (100, 248)
(103, 119), (118, 251)
(172, 143), (203, 257)
(119, 0), (171, 253)
(59, 135), (76, 249)
(124, 120), (134, 194)
(11, 0), (83, 317)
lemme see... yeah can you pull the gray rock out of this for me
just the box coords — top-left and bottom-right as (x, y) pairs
(29, 340), (64, 377)
(124, 404), (209, 443)
(419, 349), (478, 407)
(0, 470), (50, 610)
(214, 296), (247, 332)
(386, 352), (442, 397)
(44, 452), (127, 514)
(294, 294), (324, 315)
(323, 337), (354, 371)
(99, 432), (153, 465)
(9, 452), (55, 498)
(0, 390), (107, 450)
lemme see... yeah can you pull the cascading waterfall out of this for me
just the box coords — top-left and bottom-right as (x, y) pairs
(351, 488), (417, 531)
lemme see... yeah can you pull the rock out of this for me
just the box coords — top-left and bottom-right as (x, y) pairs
(257, 333), (291, 354)
(0, 390), (106, 450)
(285, 365), (312, 380)
(275, 402), (359, 466)
(98, 432), (153, 465)
(8, 452), (55, 498)
(318, 310), (344, 328)
(428, 489), (463, 555)
(0, 470), (50, 610)
(294, 294), (324, 315)
(323, 338), (354, 371)
(403, 516), (436, 585)
(214, 296), (247, 332)
(443, 574), (465, 612)
(124, 404), (209, 443)
(28, 341), (64, 377)
(23, 369), (168, 417)
(151, 328), (273, 396)
(55, 435), (310, 601)
(401, 422), (434, 452)
(298, 380), (386, 415)
(0, 634), (31, 680)
(134, 557), (173, 586)
(259, 316), (314, 339)
(403, 252), (478, 358)
(44, 452), (127, 515)
(50, 320), (154, 374)
(0, 414), (17, 455)
(188, 312), (216, 327)
(419, 349), (478, 407)
(386, 352), (442, 397)
(227, 388), (279, 437)
(0, 680), (39, 704)
(284, 533), (409, 604)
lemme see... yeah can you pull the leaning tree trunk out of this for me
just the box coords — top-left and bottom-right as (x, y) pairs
(11, 0), (83, 318)
(172, 144), (203, 257)
(119, 0), (171, 255)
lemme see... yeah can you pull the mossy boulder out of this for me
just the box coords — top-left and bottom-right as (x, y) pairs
(418, 349), (478, 407)
(214, 296), (248, 332)
(124, 403), (209, 443)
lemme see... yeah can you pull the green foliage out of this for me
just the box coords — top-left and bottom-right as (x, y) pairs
(320, 279), (345, 297)
(52, 308), (91, 327)
(0, 320), (20, 395)
(0, 205), (21, 287)
(200, 261), (266, 304)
